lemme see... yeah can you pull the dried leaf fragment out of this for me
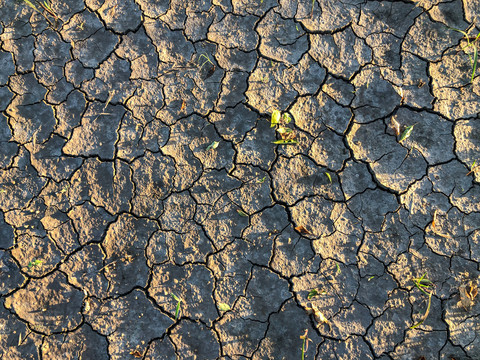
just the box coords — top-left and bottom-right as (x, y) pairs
(295, 225), (311, 235)
(130, 350), (143, 358)
(431, 209), (437, 230)
(276, 126), (293, 135)
(459, 280), (478, 310)
(305, 303), (331, 331)
(391, 118), (401, 136)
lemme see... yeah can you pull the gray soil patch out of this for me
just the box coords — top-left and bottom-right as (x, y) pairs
(1, 0), (480, 359)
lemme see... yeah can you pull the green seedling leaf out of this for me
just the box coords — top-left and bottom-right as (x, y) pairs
(237, 209), (249, 217)
(410, 291), (432, 329)
(174, 301), (181, 320)
(399, 125), (415, 142)
(256, 176), (266, 183)
(368, 276), (375, 281)
(28, 259), (43, 269)
(218, 303), (231, 311)
(206, 141), (219, 151)
(23, 0), (40, 12)
(325, 172), (332, 183)
(307, 289), (319, 300)
(282, 113), (292, 124)
(271, 110), (281, 128)
(272, 139), (298, 145)
(276, 127), (293, 134)
(472, 45), (478, 82)
(170, 293), (182, 320)
(335, 262), (341, 276)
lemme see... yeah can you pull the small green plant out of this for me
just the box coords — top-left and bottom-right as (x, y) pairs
(467, 160), (478, 176)
(236, 209), (249, 217)
(206, 141), (219, 151)
(256, 176), (266, 183)
(171, 293), (182, 321)
(325, 172), (332, 183)
(21, 0), (60, 28)
(28, 259), (43, 269)
(198, 53), (214, 70)
(410, 272), (435, 329)
(299, 329), (312, 360)
(218, 303), (231, 312)
(307, 288), (326, 300)
(399, 124), (416, 143)
(450, 26), (480, 83)
(198, 53), (216, 79)
(270, 110), (297, 145)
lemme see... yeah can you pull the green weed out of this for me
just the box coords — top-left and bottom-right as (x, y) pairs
(21, 0), (60, 28)
(299, 329), (312, 360)
(27, 259), (43, 269)
(206, 141), (219, 151)
(218, 303), (231, 312)
(450, 26), (480, 83)
(410, 272), (435, 329)
(270, 109), (296, 145)
(467, 160), (478, 176)
(171, 293), (182, 321)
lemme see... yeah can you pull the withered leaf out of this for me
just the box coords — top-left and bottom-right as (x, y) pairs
(459, 281), (477, 310)
(391, 118), (401, 136)
(130, 350), (143, 358)
(295, 225), (311, 235)
(305, 303), (331, 331)
(205, 65), (216, 79)
(431, 209), (437, 230)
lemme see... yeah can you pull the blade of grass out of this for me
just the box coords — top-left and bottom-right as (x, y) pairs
(174, 301), (181, 320)
(471, 45), (478, 82)
(272, 139), (298, 145)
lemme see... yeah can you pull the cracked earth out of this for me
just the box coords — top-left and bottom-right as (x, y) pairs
(1, 0), (480, 359)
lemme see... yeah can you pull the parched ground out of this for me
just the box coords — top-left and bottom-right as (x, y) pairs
(1, 0), (480, 359)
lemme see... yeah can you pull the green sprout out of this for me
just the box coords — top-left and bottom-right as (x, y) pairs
(399, 124), (416, 143)
(450, 26), (480, 83)
(410, 272), (435, 329)
(21, 0), (60, 28)
(300, 329), (312, 360)
(218, 303), (231, 312)
(198, 53), (214, 70)
(206, 141), (219, 151)
(28, 259), (43, 269)
(171, 293), (182, 321)
(270, 109), (297, 145)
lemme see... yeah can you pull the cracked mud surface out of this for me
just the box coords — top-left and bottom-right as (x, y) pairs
(1, 0), (480, 359)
